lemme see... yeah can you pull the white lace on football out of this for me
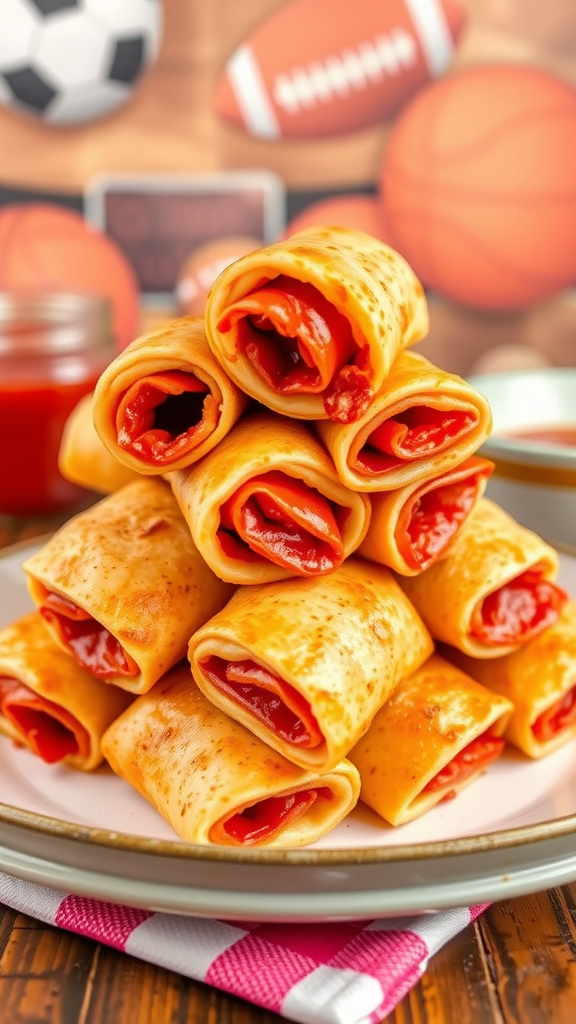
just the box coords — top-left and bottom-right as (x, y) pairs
(226, 45), (281, 138)
(403, 0), (454, 78)
(271, 29), (418, 116)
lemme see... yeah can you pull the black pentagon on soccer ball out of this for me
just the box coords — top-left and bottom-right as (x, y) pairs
(2, 67), (57, 112)
(28, 0), (78, 14)
(108, 37), (146, 85)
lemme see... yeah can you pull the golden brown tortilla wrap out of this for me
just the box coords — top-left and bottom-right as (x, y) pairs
(188, 558), (433, 772)
(349, 654), (512, 825)
(0, 612), (132, 770)
(316, 350), (492, 490)
(399, 499), (566, 658)
(204, 227), (428, 423)
(93, 316), (248, 474)
(23, 479), (234, 694)
(102, 663), (360, 848)
(445, 600), (576, 758)
(59, 393), (141, 494)
(169, 411), (371, 584)
(358, 456), (493, 575)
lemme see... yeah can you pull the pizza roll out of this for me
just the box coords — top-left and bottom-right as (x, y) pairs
(399, 499), (567, 658)
(349, 654), (512, 825)
(205, 226), (428, 423)
(102, 664), (360, 848)
(359, 456), (493, 575)
(188, 558), (433, 772)
(59, 393), (141, 494)
(23, 479), (233, 694)
(169, 411), (371, 584)
(445, 601), (576, 758)
(93, 317), (248, 474)
(316, 350), (492, 490)
(0, 612), (132, 771)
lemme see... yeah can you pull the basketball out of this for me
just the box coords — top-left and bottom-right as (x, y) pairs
(283, 194), (391, 242)
(381, 65), (576, 310)
(0, 204), (139, 350)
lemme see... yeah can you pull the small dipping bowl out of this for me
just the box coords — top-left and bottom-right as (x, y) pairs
(467, 367), (576, 551)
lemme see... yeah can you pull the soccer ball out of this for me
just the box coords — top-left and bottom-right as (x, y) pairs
(0, 0), (163, 124)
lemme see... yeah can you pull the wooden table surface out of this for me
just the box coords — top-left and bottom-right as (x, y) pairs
(1, 515), (576, 1024)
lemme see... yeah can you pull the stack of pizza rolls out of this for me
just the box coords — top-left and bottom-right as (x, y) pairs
(2, 227), (573, 846)
(0, 479), (234, 774)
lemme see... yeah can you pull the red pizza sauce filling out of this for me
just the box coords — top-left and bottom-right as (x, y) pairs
(423, 729), (505, 800)
(470, 566), (568, 646)
(200, 655), (323, 748)
(0, 676), (90, 764)
(356, 406), (476, 475)
(40, 592), (139, 680)
(217, 275), (371, 422)
(532, 685), (576, 742)
(398, 458), (493, 571)
(215, 787), (332, 846)
(218, 470), (346, 574)
(116, 370), (219, 465)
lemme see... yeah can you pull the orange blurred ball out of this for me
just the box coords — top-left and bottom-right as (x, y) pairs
(284, 194), (391, 241)
(0, 204), (139, 351)
(381, 66), (576, 311)
(176, 235), (262, 316)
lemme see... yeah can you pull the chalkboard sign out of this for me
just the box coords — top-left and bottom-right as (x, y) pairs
(84, 172), (286, 303)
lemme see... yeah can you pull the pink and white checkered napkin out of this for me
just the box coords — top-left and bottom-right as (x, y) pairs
(0, 872), (485, 1023)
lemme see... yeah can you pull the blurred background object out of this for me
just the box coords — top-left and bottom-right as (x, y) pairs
(0, 0), (574, 380)
(419, 291), (576, 377)
(176, 234), (262, 316)
(0, 204), (139, 352)
(213, 0), (468, 139)
(468, 367), (576, 548)
(469, 343), (552, 376)
(381, 64), (576, 310)
(0, 292), (115, 517)
(84, 171), (283, 307)
(283, 193), (391, 241)
(0, 0), (163, 124)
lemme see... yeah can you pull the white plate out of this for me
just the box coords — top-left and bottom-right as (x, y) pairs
(2, 540), (576, 921)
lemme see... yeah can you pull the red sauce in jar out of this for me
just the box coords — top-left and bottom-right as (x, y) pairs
(0, 376), (103, 515)
(0, 295), (114, 516)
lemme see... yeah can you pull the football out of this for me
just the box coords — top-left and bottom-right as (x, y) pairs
(213, 0), (467, 139)
(176, 235), (262, 316)
(0, 0), (163, 125)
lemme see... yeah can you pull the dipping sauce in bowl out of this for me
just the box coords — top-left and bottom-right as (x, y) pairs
(467, 368), (576, 549)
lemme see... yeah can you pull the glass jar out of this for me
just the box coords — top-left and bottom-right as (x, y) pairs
(0, 293), (115, 517)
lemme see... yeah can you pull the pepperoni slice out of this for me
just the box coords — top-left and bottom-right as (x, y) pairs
(470, 567), (568, 646)
(532, 685), (576, 742)
(216, 787), (332, 845)
(0, 676), (89, 764)
(218, 470), (344, 574)
(357, 406), (476, 474)
(423, 730), (505, 798)
(218, 275), (371, 421)
(398, 458), (493, 570)
(200, 656), (323, 748)
(116, 370), (218, 465)
(41, 592), (139, 679)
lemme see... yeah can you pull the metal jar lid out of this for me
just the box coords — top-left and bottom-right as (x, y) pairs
(0, 292), (113, 356)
